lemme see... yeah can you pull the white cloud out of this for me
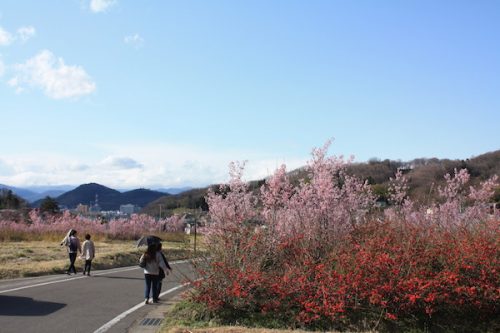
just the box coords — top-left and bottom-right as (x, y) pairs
(7, 77), (18, 86)
(17, 26), (36, 42)
(7, 77), (25, 94)
(90, 0), (117, 13)
(0, 25), (36, 46)
(96, 142), (308, 187)
(10, 49), (96, 99)
(0, 144), (308, 189)
(100, 156), (143, 169)
(124, 33), (144, 48)
(0, 158), (14, 175)
(0, 26), (13, 46)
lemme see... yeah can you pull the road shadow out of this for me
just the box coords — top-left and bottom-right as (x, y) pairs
(0, 295), (66, 316)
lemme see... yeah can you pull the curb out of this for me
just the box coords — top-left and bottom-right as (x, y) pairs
(127, 290), (185, 333)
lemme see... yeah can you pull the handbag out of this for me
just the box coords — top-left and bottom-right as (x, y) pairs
(139, 258), (146, 268)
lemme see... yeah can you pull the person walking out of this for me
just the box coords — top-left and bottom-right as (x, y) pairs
(139, 243), (168, 304)
(156, 242), (172, 299)
(61, 229), (81, 275)
(81, 233), (95, 276)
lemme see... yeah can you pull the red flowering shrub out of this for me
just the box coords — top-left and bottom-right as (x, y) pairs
(193, 143), (499, 331)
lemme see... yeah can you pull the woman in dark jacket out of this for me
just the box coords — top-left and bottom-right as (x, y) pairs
(156, 242), (172, 299)
(61, 229), (81, 275)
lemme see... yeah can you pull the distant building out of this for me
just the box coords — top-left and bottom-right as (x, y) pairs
(182, 213), (201, 234)
(76, 204), (89, 215)
(120, 204), (140, 215)
(89, 194), (101, 213)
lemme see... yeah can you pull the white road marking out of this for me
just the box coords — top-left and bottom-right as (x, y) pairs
(92, 283), (190, 333)
(0, 260), (192, 294)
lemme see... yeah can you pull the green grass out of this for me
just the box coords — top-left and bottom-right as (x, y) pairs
(160, 299), (361, 333)
(162, 298), (217, 330)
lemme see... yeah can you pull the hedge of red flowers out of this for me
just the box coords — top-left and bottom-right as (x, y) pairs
(193, 142), (499, 332)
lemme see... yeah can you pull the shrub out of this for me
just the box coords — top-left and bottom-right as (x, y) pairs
(0, 210), (185, 241)
(192, 142), (500, 332)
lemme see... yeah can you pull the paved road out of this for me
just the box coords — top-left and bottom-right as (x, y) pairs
(0, 260), (197, 333)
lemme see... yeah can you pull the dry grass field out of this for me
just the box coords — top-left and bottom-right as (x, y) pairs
(0, 239), (195, 279)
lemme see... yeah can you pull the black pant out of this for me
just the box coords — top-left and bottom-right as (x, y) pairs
(67, 252), (77, 274)
(84, 260), (92, 274)
(144, 274), (160, 301)
(157, 278), (163, 297)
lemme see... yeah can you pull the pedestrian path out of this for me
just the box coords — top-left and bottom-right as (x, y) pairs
(127, 292), (183, 333)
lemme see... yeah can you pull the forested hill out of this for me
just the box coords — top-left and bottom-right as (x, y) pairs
(142, 149), (500, 217)
(347, 149), (500, 203)
(141, 187), (209, 217)
(47, 183), (168, 211)
(121, 188), (170, 208)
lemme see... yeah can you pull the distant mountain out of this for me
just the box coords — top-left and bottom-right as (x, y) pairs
(0, 184), (39, 203)
(24, 185), (76, 193)
(54, 183), (121, 210)
(0, 184), (76, 203)
(154, 187), (193, 195)
(50, 183), (168, 211)
(24, 190), (67, 203)
(37, 190), (67, 199)
(121, 189), (170, 208)
(2, 182), (184, 208)
(346, 149), (500, 203)
(4, 149), (498, 214)
(0, 187), (29, 210)
(141, 187), (210, 216)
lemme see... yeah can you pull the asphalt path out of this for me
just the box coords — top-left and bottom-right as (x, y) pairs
(0, 260), (198, 333)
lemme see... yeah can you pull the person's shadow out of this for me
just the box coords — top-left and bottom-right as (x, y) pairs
(0, 295), (65, 316)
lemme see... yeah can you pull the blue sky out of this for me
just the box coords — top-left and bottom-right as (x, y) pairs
(0, 0), (499, 189)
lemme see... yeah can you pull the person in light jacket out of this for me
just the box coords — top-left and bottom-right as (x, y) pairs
(139, 243), (168, 304)
(81, 234), (95, 276)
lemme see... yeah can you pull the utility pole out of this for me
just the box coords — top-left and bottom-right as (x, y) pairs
(194, 218), (197, 254)
(159, 204), (162, 219)
(193, 207), (201, 254)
